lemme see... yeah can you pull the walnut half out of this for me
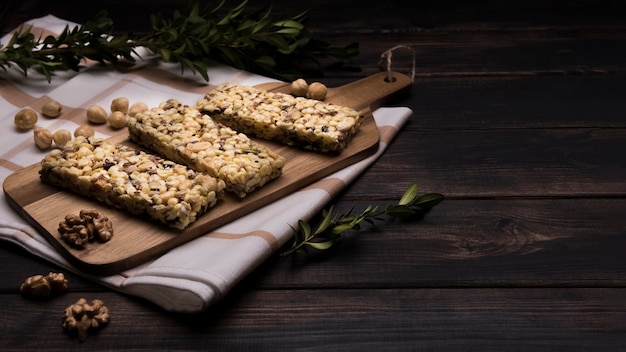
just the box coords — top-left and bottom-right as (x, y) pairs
(20, 272), (69, 299)
(62, 298), (110, 342)
(58, 209), (114, 249)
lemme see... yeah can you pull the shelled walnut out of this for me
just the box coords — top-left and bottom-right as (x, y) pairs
(62, 298), (110, 342)
(20, 272), (69, 299)
(58, 209), (114, 249)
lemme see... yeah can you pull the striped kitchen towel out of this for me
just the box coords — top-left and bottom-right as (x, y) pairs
(0, 15), (411, 312)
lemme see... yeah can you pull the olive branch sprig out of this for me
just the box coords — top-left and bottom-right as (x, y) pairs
(0, 0), (359, 83)
(281, 183), (444, 257)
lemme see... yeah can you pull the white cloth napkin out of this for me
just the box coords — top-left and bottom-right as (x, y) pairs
(0, 15), (411, 312)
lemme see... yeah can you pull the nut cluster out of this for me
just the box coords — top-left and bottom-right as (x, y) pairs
(290, 78), (328, 100)
(14, 99), (62, 131)
(86, 97), (148, 130)
(62, 298), (110, 342)
(20, 272), (69, 299)
(16, 96), (148, 151)
(58, 209), (114, 249)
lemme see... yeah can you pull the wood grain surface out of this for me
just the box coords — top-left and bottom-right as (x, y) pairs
(1, 0), (626, 350)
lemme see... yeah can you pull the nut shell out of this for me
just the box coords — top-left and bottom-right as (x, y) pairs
(86, 105), (108, 124)
(14, 108), (38, 130)
(291, 78), (309, 97)
(34, 127), (53, 150)
(128, 102), (149, 117)
(307, 82), (328, 101)
(53, 129), (72, 148)
(108, 111), (127, 129)
(41, 100), (62, 118)
(110, 97), (129, 114)
(74, 125), (95, 138)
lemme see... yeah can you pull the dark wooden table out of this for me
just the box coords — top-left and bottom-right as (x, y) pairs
(2, 0), (626, 349)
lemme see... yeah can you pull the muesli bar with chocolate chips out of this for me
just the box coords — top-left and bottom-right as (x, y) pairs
(196, 83), (363, 153)
(128, 99), (285, 198)
(39, 136), (225, 229)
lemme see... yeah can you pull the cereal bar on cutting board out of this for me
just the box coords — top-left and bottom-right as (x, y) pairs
(196, 83), (363, 153)
(128, 99), (285, 198)
(39, 136), (226, 230)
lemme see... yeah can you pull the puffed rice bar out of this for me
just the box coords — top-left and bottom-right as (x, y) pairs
(196, 83), (363, 153)
(39, 136), (226, 230)
(128, 99), (285, 198)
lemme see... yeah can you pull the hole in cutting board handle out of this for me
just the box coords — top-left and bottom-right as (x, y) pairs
(383, 76), (397, 83)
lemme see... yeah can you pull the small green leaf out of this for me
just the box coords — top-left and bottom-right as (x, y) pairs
(254, 55), (276, 68)
(306, 240), (335, 250)
(384, 205), (415, 218)
(399, 183), (419, 206)
(314, 206), (335, 235)
(413, 193), (445, 209)
(331, 223), (354, 235)
(237, 19), (258, 32)
(298, 219), (311, 237)
(159, 48), (171, 62)
(252, 19), (270, 34)
(273, 20), (304, 29)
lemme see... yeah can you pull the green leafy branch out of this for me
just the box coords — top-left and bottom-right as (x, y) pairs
(0, 12), (135, 81)
(0, 0), (359, 82)
(281, 183), (444, 257)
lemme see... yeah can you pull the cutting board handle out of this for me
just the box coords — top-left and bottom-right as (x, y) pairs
(328, 71), (413, 111)
(260, 71), (413, 112)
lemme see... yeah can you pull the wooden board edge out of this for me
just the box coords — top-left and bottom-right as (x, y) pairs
(3, 117), (380, 276)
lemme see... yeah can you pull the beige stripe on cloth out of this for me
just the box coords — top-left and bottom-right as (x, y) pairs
(0, 15), (412, 312)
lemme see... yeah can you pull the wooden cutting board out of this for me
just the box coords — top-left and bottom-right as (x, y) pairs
(3, 71), (412, 275)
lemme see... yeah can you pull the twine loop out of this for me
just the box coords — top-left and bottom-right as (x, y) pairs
(379, 45), (416, 83)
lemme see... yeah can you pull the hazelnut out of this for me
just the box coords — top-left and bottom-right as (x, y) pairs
(108, 111), (127, 129)
(290, 78), (309, 97)
(307, 82), (328, 101)
(41, 100), (62, 118)
(110, 97), (129, 114)
(14, 108), (38, 130)
(33, 127), (53, 150)
(74, 125), (94, 138)
(128, 102), (149, 117)
(53, 129), (72, 147)
(86, 105), (108, 124)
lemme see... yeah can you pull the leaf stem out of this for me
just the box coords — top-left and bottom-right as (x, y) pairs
(280, 183), (444, 257)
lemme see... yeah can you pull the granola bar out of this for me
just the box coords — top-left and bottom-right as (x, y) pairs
(196, 83), (363, 153)
(128, 99), (285, 198)
(39, 136), (225, 229)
